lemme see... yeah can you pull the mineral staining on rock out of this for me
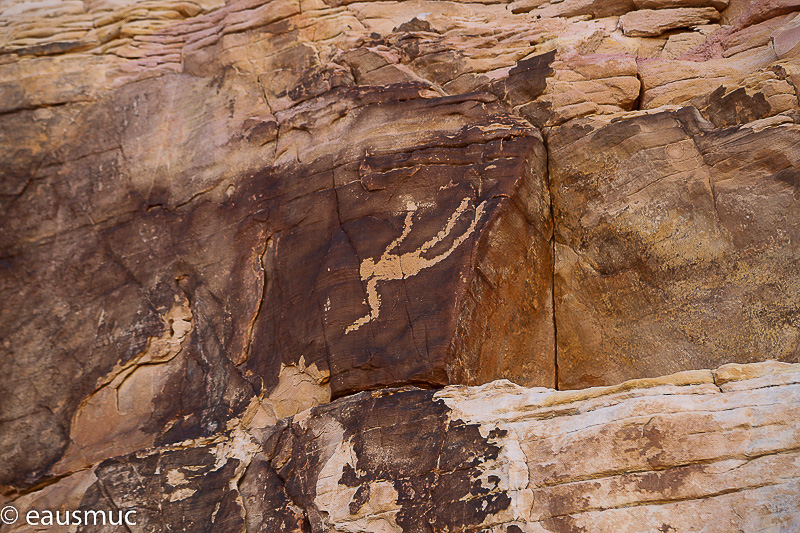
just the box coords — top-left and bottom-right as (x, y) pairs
(0, 0), (555, 492)
(1, 0), (800, 529)
(8, 362), (800, 532)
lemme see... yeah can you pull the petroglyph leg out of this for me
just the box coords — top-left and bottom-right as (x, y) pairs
(347, 277), (381, 334)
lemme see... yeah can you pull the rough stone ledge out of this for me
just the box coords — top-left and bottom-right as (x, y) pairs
(2, 360), (798, 532)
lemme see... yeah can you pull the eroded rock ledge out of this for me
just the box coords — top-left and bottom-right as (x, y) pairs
(4, 361), (799, 532)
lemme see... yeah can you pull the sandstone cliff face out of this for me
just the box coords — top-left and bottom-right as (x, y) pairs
(551, 106), (800, 388)
(1, 0), (800, 529)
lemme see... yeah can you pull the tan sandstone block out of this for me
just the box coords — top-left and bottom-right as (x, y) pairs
(621, 7), (721, 37)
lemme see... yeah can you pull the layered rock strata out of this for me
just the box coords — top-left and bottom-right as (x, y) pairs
(2, 361), (799, 532)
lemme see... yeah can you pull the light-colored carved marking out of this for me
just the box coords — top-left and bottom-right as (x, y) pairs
(346, 197), (487, 334)
(169, 487), (197, 502)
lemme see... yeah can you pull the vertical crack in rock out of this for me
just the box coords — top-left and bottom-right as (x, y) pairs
(542, 130), (560, 391)
(241, 233), (274, 368)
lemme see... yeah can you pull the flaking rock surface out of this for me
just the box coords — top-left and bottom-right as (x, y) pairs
(4, 362), (800, 532)
(1, 0), (800, 529)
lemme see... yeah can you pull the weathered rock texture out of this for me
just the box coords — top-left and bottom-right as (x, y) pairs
(620, 7), (721, 37)
(3, 361), (800, 532)
(1, 0), (800, 528)
(550, 106), (800, 388)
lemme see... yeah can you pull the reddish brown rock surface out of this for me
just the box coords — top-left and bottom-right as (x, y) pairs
(1, 0), (800, 529)
(1, 0), (558, 495)
(550, 106), (800, 388)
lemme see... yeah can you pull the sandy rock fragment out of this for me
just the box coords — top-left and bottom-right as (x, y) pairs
(772, 12), (800, 58)
(661, 30), (710, 57)
(511, 0), (636, 18)
(621, 7), (721, 36)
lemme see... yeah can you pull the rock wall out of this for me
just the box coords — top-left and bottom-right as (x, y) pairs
(1, 0), (799, 530)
